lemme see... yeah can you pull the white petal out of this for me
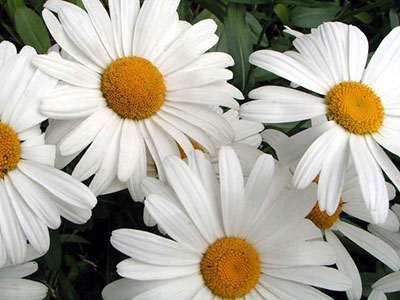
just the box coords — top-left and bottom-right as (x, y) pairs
(20, 145), (55, 167)
(89, 120), (122, 196)
(0, 278), (47, 300)
(42, 9), (102, 73)
(0, 48), (36, 123)
(293, 124), (344, 189)
(261, 240), (336, 267)
(241, 153), (275, 236)
(41, 92), (106, 120)
(259, 275), (333, 300)
(72, 114), (120, 181)
(4, 177), (49, 254)
(264, 266), (352, 291)
(164, 102), (235, 145)
(163, 155), (221, 243)
(372, 271), (400, 293)
(219, 146), (245, 237)
(242, 86), (326, 123)
(368, 289), (387, 300)
(363, 26), (400, 95)
(145, 194), (208, 253)
(0, 261), (37, 278)
(32, 54), (101, 88)
(366, 135), (400, 193)
(249, 49), (330, 95)
(8, 169), (61, 229)
(58, 6), (111, 68)
(120, 0), (140, 56)
(59, 107), (113, 156)
(317, 126), (349, 214)
(156, 19), (218, 75)
(0, 181), (26, 265)
(132, 0), (180, 60)
(151, 114), (193, 158)
(118, 119), (141, 182)
(325, 229), (362, 300)
(111, 229), (200, 265)
(156, 109), (215, 155)
(373, 125), (400, 158)
(17, 160), (96, 209)
(117, 258), (198, 280)
(336, 220), (400, 270)
(166, 87), (239, 109)
(102, 278), (162, 300)
(276, 121), (336, 165)
(10, 69), (58, 132)
(165, 68), (232, 91)
(0, 41), (16, 68)
(350, 134), (389, 224)
(81, 0), (117, 59)
(133, 274), (203, 300)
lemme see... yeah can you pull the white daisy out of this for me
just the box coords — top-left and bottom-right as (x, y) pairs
(0, 246), (47, 300)
(240, 21), (400, 224)
(32, 0), (241, 197)
(0, 41), (96, 265)
(102, 146), (352, 299)
(368, 271), (400, 300)
(263, 129), (400, 300)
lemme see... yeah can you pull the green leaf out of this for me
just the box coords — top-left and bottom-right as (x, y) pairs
(274, 4), (290, 25)
(355, 12), (373, 24)
(59, 271), (80, 300)
(225, 3), (253, 92)
(226, 0), (269, 3)
(389, 9), (399, 29)
(14, 7), (51, 53)
(191, 0), (226, 22)
(291, 6), (341, 28)
(60, 234), (91, 245)
(44, 230), (62, 270)
(246, 12), (268, 47)
(6, 0), (25, 19)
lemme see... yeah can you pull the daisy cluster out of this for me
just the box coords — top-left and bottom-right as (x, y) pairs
(0, 0), (399, 299)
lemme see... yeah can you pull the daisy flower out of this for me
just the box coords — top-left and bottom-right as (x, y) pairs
(368, 271), (400, 300)
(263, 129), (400, 300)
(0, 246), (47, 300)
(0, 41), (96, 265)
(240, 21), (400, 224)
(102, 146), (352, 299)
(32, 0), (241, 197)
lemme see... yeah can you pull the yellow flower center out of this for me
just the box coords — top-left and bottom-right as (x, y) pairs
(307, 200), (343, 229)
(101, 57), (166, 120)
(326, 81), (384, 135)
(0, 122), (21, 178)
(178, 140), (205, 159)
(201, 237), (261, 298)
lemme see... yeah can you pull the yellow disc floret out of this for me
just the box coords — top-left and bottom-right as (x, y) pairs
(0, 122), (21, 178)
(178, 140), (205, 159)
(307, 200), (343, 229)
(326, 81), (384, 135)
(101, 57), (166, 120)
(201, 237), (261, 298)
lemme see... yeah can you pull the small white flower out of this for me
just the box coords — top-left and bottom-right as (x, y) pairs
(240, 22), (400, 224)
(103, 146), (352, 299)
(33, 0), (242, 199)
(0, 41), (96, 265)
(263, 129), (400, 300)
